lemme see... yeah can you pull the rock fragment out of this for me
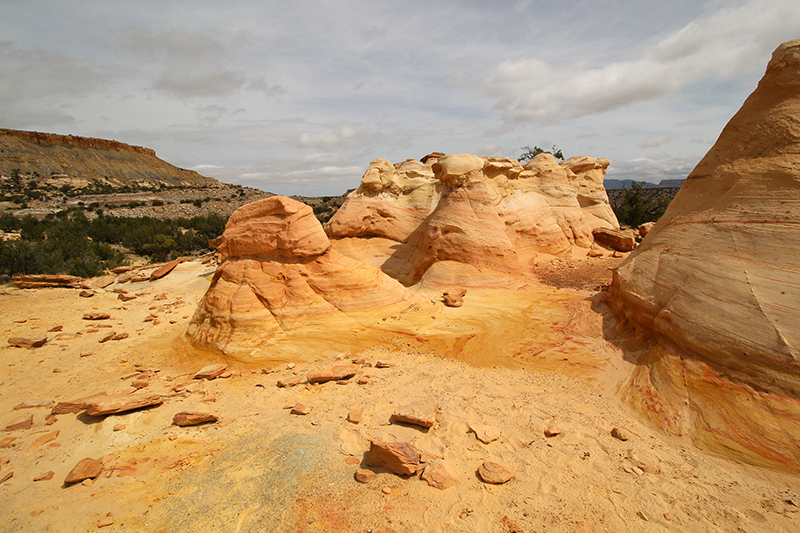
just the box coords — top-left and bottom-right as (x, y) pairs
(51, 392), (108, 414)
(391, 401), (437, 429)
(4, 414), (33, 431)
(443, 289), (467, 307)
(64, 457), (103, 484)
(83, 313), (110, 321)
(306, 363), (360, 384)
(421, 460), (455, 490)
(7, 336), (47, 348)
(477, 461), (515, 484)
(194, 363), (228, 380)
(13, 399), (51, 410)
(173, 412), (218, 427)
(84, 394), (163, 417)
(277, 375), (301, 388)
(470, 424), (502, 444)
(354, 469), (375, 483)
(611, 427), (630, 441)
(290, 403), (311, 415)
(544, 425), (562, 437)
(365, 440), (422, 475)
(347, 407), (364, 424)
(592, 227), (635, 252)
(34, 471), (55, 481)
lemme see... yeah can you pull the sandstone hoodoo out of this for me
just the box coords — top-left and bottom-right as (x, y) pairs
(326, 152), (618, 285)
(607, 39), (800, 470)
(187, 196), (412, 358)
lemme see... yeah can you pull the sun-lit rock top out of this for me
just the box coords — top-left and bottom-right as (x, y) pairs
(327, 151), (618, 285)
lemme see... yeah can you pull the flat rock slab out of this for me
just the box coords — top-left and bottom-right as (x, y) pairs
(173, 412), (218, 427)
(306, 363), (360, 384)
(13, 399), (52, 410)
(478, 461), (515, 484)
(470, 424), (502, 444)
(5, 414), (33, 431)
(7, 336), (47, 348)
(592, 227), (635, 252)
(13, 274), (82, 289)
(421, 460), (455, 490)
(194, 363), (228, 380)
(365, 440), (422, 476)
(83, 313), (110, 321)
(84, 394), (163, 417)
(150, 258), (184, 281)
(51, 392), (108, 415)
(64, 457), (103, 484)
(391, 401), (437, 428)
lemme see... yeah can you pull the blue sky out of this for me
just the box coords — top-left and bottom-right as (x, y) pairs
(1, 0), (799, 195)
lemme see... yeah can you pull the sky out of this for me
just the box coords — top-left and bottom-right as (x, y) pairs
(1, 0), (799, 196)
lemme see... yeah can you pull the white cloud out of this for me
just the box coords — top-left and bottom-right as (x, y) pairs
(298, 126), (378, 150)
(641, 136), (670, 148)
(484, 0), (800, 126)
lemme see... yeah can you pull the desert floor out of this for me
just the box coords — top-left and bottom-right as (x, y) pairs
(1, 256), (799, 533)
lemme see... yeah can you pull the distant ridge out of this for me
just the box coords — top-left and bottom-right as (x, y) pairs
(0, 128), (218, 188)
(604, 178), (685, 190)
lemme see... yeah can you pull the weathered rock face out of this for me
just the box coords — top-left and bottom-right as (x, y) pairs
(607, 40), (800, 470)
(326, 152), (617, 285)
(188, 196), (411, 357)
(0, 128), (217, 188)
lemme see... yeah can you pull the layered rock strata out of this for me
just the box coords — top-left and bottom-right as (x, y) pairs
(187, 196), (411, 357)
(327, 152), (617, 285)
(607, 40), (800, 470)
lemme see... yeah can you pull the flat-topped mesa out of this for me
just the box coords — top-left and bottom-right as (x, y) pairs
(607, 40), (800, 471)
(188, 196), (411, 358)
(326, 151), (618, 285)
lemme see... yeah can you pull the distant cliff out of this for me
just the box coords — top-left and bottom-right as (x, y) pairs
(0, 128), (218, 188)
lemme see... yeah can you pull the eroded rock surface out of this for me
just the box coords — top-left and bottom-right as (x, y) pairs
(188, 196), (411, 358)
(326, 152), (617, 285)
(607, 39), (800, 471)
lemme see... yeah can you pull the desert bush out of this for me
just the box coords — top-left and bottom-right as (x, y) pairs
(613, 181), (670, 227)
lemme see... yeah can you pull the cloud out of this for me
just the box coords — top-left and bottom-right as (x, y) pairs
(608, 153), (701, 183)
(641, 136), (670, 148)
(246, 77), (287, 96)
(0, 42), (110, 105)
(484, 0), (800, 126)
(154, 69), (245, 97)
(114, 26), (228, 64)
(298, 125), (379, 150)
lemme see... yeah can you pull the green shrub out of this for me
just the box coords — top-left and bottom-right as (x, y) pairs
(612, 181), (670, 227)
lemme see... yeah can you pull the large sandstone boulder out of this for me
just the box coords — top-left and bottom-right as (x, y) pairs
(607, 40), (800, 470)
(327, 152), (618, 285)
(188, 196), (411, 357)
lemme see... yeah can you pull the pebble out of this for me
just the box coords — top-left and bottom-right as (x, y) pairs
(544, 425), (562, 437)
(355, 469), (375, 483)
(98, 515), (114, 528)
(382, 486), (391, 494)
(65, 457), (103, 484)
(33, 471), (54, 481)
(611, 427), (630, 441)
(290, 403), (311, 416)
(347, 407), (364, 424)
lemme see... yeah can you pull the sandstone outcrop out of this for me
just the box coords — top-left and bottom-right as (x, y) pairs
(326, 152), (618, 285)
(607, 40), (800, 470)
(188, 196), (412, 358)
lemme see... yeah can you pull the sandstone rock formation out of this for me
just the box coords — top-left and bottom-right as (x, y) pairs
(326, 152), (617, 285)
(187, 196), (412, 358)
(607, 40), (800, 470)
(0, 129), (217, 188)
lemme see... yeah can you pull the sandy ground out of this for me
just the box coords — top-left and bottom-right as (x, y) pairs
(1, 259), (799, 532)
